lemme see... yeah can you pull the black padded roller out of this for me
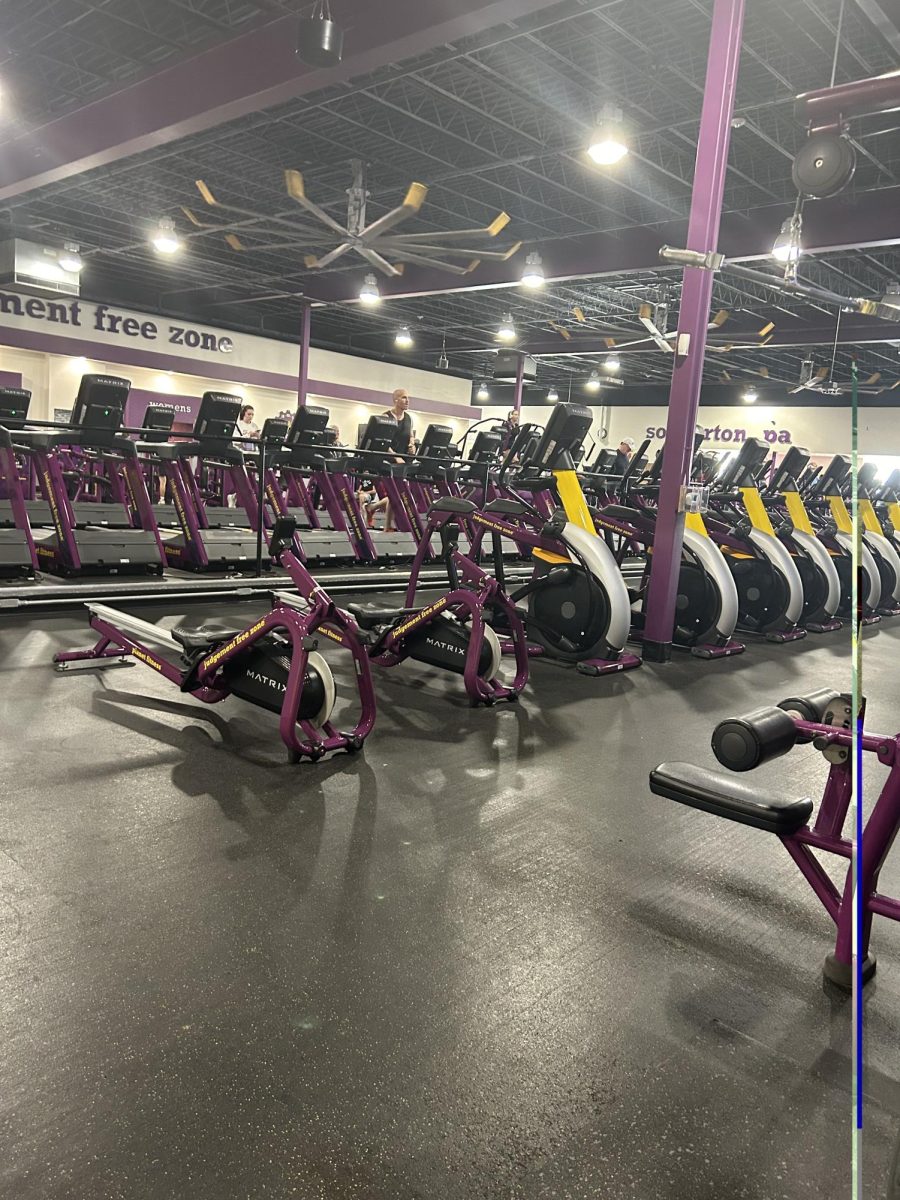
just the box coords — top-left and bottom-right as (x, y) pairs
(711, 706), (798, 772)
(778, 688), (842, 724)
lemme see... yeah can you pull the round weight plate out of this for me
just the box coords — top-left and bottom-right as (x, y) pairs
(792, 133), (856, 199)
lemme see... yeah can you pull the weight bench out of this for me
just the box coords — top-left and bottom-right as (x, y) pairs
(650, 762), (813, 835)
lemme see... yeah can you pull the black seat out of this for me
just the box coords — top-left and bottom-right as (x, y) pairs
(171, 620), (249, 651)
(483, 498), (529, 516)
(650, 762), (813, 835)
(428, 497), (477, 516)
(601, 504), (651, 525)
(346, 603), (416, 631)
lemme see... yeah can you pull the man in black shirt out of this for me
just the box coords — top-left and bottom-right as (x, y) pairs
(366, 388), (415, 531)
(613, 437), (636, 475)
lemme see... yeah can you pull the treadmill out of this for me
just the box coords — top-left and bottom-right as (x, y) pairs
(0, 387), (39, 578)
(12, 375), (164, 576)
(138, 392), (264, 571)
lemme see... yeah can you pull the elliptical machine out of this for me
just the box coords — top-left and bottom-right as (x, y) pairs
(470, 402), (641, 676)
(585, 437), (744, 659)
(760, 445), (842, 633)
(703, 438), (806, 642)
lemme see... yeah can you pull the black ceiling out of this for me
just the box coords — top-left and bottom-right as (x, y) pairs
(0, 0), (898, 394)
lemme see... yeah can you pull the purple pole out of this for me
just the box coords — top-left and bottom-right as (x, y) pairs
(297, 304), (311, 409)
(513, 354), (525, 413)
(642, 0), (746, 661)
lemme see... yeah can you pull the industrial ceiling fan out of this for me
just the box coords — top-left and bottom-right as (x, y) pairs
(182, 160), (522, 278)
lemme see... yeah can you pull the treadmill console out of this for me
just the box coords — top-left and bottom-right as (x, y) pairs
(857, 461), (879, 493)
(71, 374), (130, 437)
(529, 402), (593, 471)
(286, 405), (331, 447)
(0, 387), (32, 430)
(358, 414), (399, 455)
(141, 402), (175, 443)
(193, 392), (243, 449)
(259, 418), (289, 444)
(416, 423), (454, 461)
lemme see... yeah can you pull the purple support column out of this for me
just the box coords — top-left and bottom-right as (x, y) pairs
(513, 354), (525, 413)
(642, 0), (746, 661)
(297, 304), (311, 409)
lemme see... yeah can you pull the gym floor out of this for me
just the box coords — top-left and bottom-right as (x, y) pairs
(1, 607), (896, 1199)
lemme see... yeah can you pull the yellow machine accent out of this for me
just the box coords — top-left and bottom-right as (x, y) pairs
(888, 501), (900, 532)
(739, 487), (776, 536)
(685, 511), (709, 536)
(860, 498), (884, 534)
(553, 469), (597, 533)
(827, 493), (853, 534)
(531, 469), (599, 565)
(783, 490), (815, 536)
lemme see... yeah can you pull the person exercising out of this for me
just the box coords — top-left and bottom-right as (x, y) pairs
(613, 436), (636, 475)
(499, 407), (520, 453)
(366, 388), (414, 532)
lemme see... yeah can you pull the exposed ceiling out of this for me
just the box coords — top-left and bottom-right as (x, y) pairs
(0, 0), (898, 396)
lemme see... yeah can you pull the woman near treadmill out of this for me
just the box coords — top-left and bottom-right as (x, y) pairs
(365, 388), (415, 532)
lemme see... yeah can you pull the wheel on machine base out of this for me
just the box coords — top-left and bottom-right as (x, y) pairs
(526, 561), (612, 663)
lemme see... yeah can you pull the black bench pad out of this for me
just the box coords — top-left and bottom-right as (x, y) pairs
(171, 621), (249, 651)
(428, 497), (476, 516)
(650, 761), (813, 835)
(346, 603), (418, 631)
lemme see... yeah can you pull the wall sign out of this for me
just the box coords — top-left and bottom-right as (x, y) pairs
(646, 423), (794, 445)
(0, 291), (235, 355)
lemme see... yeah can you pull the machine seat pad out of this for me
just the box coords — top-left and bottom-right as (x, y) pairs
(650, 762), (813, 834)
(346, 603), (418, 631)
(428, 497), (477, 516)
(483, 498), (529, 516)
(601, 504), (649, 524)
(171, 620), (250, 651)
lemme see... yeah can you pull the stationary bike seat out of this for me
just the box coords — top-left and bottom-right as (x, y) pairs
(346, 603), (417, 631)
(428, 497), (476, 516)
(171, 620), (249, 651)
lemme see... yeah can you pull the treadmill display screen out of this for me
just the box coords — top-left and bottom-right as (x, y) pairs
(0, 387), (32, 429)
(286, 405), (331, 446)
(71, 375), (130, 431)
(194, 392), (243, 442)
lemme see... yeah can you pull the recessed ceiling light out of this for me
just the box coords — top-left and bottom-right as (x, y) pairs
(359, 273), (381, 304)
(394, 326), (413, 348)
(587, 104), (629, 166)
(585, 370), (601, 392)
(496, 313), (517, 342)
(521, 251), (545, 288)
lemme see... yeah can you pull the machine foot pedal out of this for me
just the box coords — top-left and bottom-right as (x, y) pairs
(576, 650), (642, 676)
(764, 628), (808, 643)
(691, 639), (745, 659)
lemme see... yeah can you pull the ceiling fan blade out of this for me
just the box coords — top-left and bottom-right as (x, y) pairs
(358, 183), (428, 242)
(864, 372), (882, 385)
(721, 370), (732, 381)
(756, 367), (770, 378)
(572, 306), (586, 323)
(758, 320), (775, 337)
(284, 169), (353, 238)
(388, 248), (479, 275)
(378, 239), (522, 261)
(638, 303), (674, 352)
(548, 322), (572, 340)
(709, 309), (730, 328)
(357, 246), (405, 277)
(815, 366), (830, 380)
(304, 242), (354, 269)
(386, 212), (511, 243)
(225, 234), (245, 251)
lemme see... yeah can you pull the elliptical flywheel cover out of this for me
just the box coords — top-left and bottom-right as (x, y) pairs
(792, 133), (856, 199)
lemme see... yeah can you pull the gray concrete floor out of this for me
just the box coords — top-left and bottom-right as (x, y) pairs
(0, 605), (896, 1199)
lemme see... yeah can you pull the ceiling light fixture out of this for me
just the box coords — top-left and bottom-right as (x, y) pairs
(476, 384), (490, 401)
(436, 336), (449, 371)
(521, 251), (545, 288)
(771, 213), (802, 264)
(585, 370), (601, 392)
(394, 325), (414, 348)
(359, 273), (381, 305)
(881, 280), (900, 310)
(604, 352), (621, 371)
(587, 104), (629, 166)
(496, 313), (517, 342)
(151, 218), (181, 255)
(58, 243), (83, 274)
(547, 386), (559, 402)
(743, 387), (759, 404)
